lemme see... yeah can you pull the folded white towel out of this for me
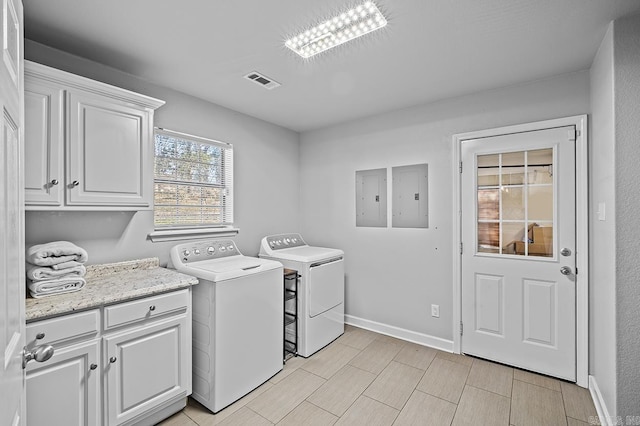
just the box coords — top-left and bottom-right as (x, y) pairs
(51, 260), (85, 270)
(26, 241), (88, 266)
(27, 277), (86, 299)
(26, 264), (86, 281)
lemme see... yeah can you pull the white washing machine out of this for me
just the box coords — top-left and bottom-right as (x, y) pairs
(170, 239), (283, 413)
(259, 233), (344, 357)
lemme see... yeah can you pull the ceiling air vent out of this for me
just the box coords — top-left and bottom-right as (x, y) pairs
(244, 71), (281, 90)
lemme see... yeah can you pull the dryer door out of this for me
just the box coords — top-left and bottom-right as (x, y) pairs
(308, 258), (344, 317)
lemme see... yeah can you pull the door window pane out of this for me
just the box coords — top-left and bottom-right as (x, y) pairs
(476, 149), (554, 258)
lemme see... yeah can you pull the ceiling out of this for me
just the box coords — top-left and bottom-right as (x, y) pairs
(23, 0), (640, 132)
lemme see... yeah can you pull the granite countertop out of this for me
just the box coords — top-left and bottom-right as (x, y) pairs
(25, 257), (199, 322)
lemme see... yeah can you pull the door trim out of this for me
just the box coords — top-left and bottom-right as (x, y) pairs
(452, 115), (588, 387)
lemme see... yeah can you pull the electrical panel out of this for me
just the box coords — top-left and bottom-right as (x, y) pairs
(355, 168), (387, 227)
(392, 164), (428, 228)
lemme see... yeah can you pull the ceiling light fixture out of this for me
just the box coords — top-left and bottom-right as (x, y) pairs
(285, 1), (388, 59)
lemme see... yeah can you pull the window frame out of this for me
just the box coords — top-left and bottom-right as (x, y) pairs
(151, 127), (234, 232)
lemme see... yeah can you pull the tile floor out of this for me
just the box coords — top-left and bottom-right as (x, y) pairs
(159, 325), (597, 426)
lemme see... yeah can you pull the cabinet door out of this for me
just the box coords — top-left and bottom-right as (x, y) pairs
(104, 315), (189, 426)
(24, 79), (64, 206)
(67, 90), (151, 207)
(26, 339), (101, 426)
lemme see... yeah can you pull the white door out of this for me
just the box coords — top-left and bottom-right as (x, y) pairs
(461, 126), (576, 381)
(0, 0), (25, 424)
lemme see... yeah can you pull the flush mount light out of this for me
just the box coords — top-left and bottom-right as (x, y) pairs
(285, 1), (387, 59)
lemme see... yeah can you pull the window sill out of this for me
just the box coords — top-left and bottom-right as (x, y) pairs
(148, 227), (239, 243)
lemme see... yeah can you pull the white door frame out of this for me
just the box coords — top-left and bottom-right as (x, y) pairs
(452, 115), (588, 387)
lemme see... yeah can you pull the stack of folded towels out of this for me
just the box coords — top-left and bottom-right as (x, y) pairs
(26, 241), (89, 299)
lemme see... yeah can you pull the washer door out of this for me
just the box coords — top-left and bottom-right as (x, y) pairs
(308, 258), (344, 317)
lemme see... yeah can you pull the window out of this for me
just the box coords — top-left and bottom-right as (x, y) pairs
(153, 128), (233, 229)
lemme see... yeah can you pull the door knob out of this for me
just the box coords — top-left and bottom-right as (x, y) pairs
(560, 266), (572, 276)
(22, 344), (55, 369)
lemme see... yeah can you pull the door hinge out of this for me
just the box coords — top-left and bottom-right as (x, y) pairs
(460, 242), (463, 255)
(575, 267), (578, 275)
(460, 321), (464, 336)
(459, 161), (463, 173)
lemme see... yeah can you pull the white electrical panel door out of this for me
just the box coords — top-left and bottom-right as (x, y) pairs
(392, 164), (428, 228)
(356, 168), (387, 227)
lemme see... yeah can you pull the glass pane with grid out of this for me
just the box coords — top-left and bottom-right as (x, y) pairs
(476, 148), (554, 257)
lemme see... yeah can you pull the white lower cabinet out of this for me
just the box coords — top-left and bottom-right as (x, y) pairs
(26, 289), (192, 426)
(104, 315), (189, 426)
(26, 339), (101, 426)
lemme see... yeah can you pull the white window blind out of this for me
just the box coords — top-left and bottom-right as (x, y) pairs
(153, 128), (233, 228)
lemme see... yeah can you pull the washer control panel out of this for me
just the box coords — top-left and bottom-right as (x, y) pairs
(265, 233), (306, 250)
(171, 239), (240, 265)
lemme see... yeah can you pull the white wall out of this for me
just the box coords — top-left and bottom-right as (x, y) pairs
(612, 13), (640, 418)
(589, 22), (617, 420)
(299, 71), (590, 343)
(24, 40), (300, 265)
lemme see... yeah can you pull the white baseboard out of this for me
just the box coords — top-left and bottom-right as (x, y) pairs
(345, 314), (454, 353)
(589, 375), (614, 426)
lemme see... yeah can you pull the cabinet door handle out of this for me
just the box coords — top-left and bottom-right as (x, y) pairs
(90, 363), (98, 370)
(109, 356), (117, 364)
(71, 180), (80, 187)
(50, 179), (59, 186)
(149, 305), (156, 312)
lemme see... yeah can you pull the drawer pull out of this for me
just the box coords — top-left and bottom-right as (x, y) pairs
(36, 332), (45, 340)
(109, 356), (117, 364)
(90, 363), (98, 370)
(149, 305), (156, 312)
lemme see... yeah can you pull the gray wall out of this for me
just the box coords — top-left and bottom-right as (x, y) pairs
(589, 22), (617, 419)
(613, 13), (640, 418)
(299, 71), (590, 343)
(24, 40), (301, 265)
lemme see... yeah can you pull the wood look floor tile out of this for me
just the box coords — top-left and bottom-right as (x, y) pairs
(566, 417), (590, 426)
(247, 369), (325, 423)
(416, 357), (470, 403)
(277, 401), (338, 426)
(348, 339), (403, 375)
(374, 333), (408, 347)
(560, 382), (598, 423)
(334, 396), (399, 426)
(363, 361), (424, 409)
(466, 358), (514, 397)
(301, 342), (361, 379)
(337, 325), (378, 350)
(452, 385), (511, 426)
(157, 411), (198, 426)
(307, 365), (377, 416)
(510, 379), (566, 426)
(393, 390), (457, 426)
(216, 407), (273, 426)
(513, 369), (562, 392)
(184, 382), (273, 426)
(393, 342), (437, 370)
(269, 355), (308, 385)
(435, 350), (474, 367)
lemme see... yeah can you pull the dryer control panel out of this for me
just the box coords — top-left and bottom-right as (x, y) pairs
(171, 239), (240, 265)
(264, 233), (306, 250)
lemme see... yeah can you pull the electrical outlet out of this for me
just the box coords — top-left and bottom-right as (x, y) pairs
(431, 304), (440, 318)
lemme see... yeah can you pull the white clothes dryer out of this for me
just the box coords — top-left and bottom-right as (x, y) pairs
(170, 239), (283, 413)
(259, 233), (344, 357)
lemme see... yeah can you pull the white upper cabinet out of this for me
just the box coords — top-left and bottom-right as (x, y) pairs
(24, 61), (165, 210)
